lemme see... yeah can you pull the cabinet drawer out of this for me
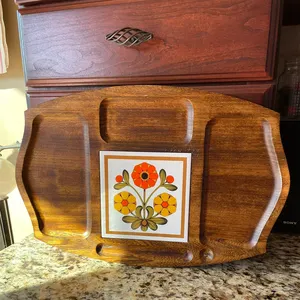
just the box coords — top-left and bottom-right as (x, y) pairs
(18, 0), (280, 87)
(27, 83), (274, 108)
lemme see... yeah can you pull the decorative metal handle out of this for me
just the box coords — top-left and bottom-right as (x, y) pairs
(105, 27), (153, 47)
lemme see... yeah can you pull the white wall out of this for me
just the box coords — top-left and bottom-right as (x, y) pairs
(0, 0), (33, 242)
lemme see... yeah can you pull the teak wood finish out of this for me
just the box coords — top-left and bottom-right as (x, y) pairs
(17, 0), (281, 87)
(26, 83), (275, 108)
(16, 86), (289, 267)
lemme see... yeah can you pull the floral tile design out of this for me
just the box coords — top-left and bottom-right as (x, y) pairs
(100, 151), (191, 242)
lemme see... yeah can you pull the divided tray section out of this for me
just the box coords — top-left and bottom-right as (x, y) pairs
(200, 118), (281, 248)
(99, 97), (194, 145)
(22, 113), (91, 238)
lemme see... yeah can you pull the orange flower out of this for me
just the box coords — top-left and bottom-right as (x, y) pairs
(166, 175), (174, 183)
(114, 191), (136, 215)
(154, 193), (177, 217)
(131, 162), (158, 189)
(115, 175), (123, 183)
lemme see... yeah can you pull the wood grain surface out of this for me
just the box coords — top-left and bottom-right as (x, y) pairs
(16, 86), (289, 267)
(23, 114), (91, 237)
(18, 0), (279, 86)
(26, 83), (275, 108)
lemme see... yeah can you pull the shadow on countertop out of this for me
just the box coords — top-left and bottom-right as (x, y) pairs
(0, 234), (299, 300)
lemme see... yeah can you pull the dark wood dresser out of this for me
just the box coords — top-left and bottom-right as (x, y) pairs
(15, 0), (282, 108)
(15, 0), (292, 265)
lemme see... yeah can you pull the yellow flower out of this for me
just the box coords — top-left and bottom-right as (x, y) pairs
(114, 191), (136, 215)
(154, 193), (176, 217)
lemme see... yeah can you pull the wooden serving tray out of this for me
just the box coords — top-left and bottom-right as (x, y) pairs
(16, 86), (289, 267)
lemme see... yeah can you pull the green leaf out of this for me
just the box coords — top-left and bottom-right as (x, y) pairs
(159, 169), (166, 184)
(122, 216), (139, 223)
(135, 206), (143, 218)
(163, 184), (178, 191)
(114, 182), (127, 190)
(131, 220), (142, 230)
(141, 225), (148, 232)
(150, 217), (168, 225)
(146, 206), (154, 219)
(147, 220), (158, 231)
(122, 170), (130, 184)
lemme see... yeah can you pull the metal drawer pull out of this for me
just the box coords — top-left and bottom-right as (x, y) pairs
(106, 27), (153, 47)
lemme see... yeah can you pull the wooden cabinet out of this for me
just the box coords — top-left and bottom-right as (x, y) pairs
(27, 83), (275, 107)
(16, 0), (282, 106)
(15, 1), (288, 265)
(18, 0), (279, 86)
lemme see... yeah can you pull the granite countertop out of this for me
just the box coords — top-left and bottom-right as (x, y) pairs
(0, 234), (299, 300)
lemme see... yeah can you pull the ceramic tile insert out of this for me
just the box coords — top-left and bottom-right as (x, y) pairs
(100, 151), (191, 242)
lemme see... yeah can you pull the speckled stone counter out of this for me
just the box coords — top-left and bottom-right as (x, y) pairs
(0, 234), (299, 300)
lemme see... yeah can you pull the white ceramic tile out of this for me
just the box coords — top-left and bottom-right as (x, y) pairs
(100, 151), (191, 242)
